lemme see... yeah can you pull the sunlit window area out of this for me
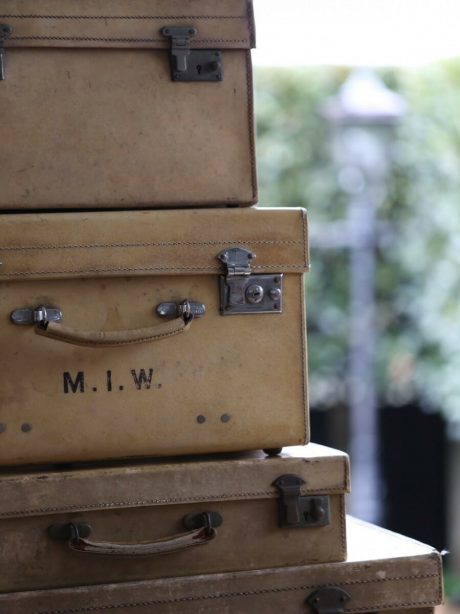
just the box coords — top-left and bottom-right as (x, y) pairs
(253, 0), (460, 606)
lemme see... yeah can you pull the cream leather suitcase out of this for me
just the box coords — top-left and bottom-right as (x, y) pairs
(0, 206), (309, 465)
(0, 445), (349, 594)
(0, 0), (256, 210)
(0, 517), (443, 613)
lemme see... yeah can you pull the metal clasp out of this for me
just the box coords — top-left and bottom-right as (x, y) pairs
(273, 474), (331, 529)
(0, 24), (12, 81)
(217, 247), (283, 315)
(10, 305), (63, 326)
(161, 26), (196, 74)
(161, 26), (223, 82)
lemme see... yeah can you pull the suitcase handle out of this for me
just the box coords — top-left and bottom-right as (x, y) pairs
(34, 303), (196, 348)
(52, 515), (218, 557)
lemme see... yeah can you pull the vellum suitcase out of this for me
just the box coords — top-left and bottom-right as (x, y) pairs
(0, 444), (348, 593)
(0, 207), (309, 465)
(0, 0), (256, 210)
(0, 517), (443, 613)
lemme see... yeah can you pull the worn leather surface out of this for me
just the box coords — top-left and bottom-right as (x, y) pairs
(0, 0), (256, 209)
(0, 444), (348, 592)
(0, 207), (309, 465)
(0, 518), (442, 612)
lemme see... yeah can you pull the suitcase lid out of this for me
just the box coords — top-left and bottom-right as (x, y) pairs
(0, 0), (255, 50)
(0, 207), (309, 282)
(0, 444), (348, 519)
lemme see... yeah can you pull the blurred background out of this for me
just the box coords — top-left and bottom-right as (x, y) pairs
(252, 0), (460, 604)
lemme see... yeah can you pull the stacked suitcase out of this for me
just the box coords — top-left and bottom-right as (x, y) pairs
(0, 1), (444, 612)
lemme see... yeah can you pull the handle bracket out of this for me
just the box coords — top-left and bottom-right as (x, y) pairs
(47, 522), (92, 541)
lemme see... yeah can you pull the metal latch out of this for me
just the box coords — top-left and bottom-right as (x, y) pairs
(306, 587), (351, 614)
(273, 474), (330, 529)
(218, 247), (283, 315)
(10, 305), (63, 326)
(0, 24), (12, 81)
(161, 26), (223, 82)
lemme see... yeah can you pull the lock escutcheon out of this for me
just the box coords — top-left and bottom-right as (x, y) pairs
(246, 284), (264, 304)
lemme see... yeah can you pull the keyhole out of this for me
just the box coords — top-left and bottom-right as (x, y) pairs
(246, 284), (264, 304)
(196, 64), (202, 75)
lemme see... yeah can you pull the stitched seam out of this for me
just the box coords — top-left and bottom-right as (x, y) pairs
(31, 572), (442, 614)
(346, 605), (439, 613)
(300, 274), (308, 443)
(432, 551), (444, 603)
(0, 239), (304, 251)
(302, 210), (309, 268)
(246, 50), (257, 201)
(0, 15), (247, 20)
(247, 0), (256, 47)
(0, 487), (347, 517)
(0, 264), (308, 278)
(339, 495), (346, 558)
(9, 36), (249, 43)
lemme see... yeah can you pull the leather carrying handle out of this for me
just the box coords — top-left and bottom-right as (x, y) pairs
(35, 314), (192, 348)
(67, 523), (216, 557)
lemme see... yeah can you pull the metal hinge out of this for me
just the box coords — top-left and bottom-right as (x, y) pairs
(161, 26), (223, 82)
(306, 587), (351, 614)
(217, 247), (283, 315)
(0, 24), (12, 81)
(273, 474), (330, 529)
(10, 305), (63, 326)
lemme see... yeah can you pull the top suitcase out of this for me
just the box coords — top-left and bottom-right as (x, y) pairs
(0, 0), (257, 210)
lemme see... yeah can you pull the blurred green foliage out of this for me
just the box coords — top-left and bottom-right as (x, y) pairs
(255, 63), (460, 421)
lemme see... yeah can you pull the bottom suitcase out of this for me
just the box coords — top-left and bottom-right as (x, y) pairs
(0, 444), (348, 593)
(0, 516), (444, 613)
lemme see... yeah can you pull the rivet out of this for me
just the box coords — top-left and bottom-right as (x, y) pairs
(0, 423), (6, 433)
(269, 287), (282, 301)
(196, 415), (206, 424)
(220, 414), (231, 423)
(21, 423), (32, 433)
